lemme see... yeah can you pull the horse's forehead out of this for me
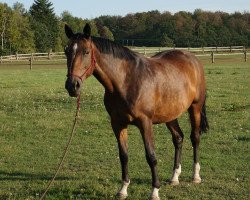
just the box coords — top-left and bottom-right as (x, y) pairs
(73, 43), (78, 53)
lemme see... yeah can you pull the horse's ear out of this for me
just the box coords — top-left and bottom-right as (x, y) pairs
(83, 23), (91, 39)
(65, 24), (74, 39)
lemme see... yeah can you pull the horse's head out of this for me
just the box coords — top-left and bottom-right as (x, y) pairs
(64, 23), (96, 97)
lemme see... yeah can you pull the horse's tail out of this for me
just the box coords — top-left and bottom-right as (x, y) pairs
(200, 96), (209, 133)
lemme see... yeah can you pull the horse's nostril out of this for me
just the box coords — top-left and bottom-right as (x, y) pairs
(75, 80), (81, 90)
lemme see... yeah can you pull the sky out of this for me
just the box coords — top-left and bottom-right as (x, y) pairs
(2, 0), (250, 19)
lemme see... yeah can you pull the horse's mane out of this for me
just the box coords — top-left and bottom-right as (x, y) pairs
(92, 37), (137, 61)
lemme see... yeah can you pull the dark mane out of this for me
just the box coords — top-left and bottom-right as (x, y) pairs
(92, 37), (137, 60)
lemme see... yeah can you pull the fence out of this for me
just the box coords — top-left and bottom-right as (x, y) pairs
(0, 46), (247, 66)
(130, 46), (246, 55)
(0, 52), (65, 62)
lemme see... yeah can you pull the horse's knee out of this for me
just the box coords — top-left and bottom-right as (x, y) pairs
(146, 151), (157, 166)
(173, 135), (184, 148)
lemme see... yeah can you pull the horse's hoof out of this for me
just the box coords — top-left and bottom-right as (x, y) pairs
(116, 192), (128, 199)
(192, 177), (202, 184)
(169, 180), (179, 186)
(149, 187), (160, 200)
(149, 196), (160, 200)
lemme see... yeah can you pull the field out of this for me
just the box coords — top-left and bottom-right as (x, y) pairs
(0, 58), (249, 199)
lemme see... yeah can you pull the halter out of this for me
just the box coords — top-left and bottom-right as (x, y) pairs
(67, 44), (96, 81)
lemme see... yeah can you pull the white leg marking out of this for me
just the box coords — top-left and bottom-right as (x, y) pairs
(149, 187), (160, 200)
(192, 163), (201, 183)
(117, 180), (130, 199)
(170, 164), (181, 185)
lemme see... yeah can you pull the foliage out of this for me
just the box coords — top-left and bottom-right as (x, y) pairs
(9, 3), (35, 53)
(161, 33), (174, 47)
(29, 0), (59, 52)
(0, 3), (35, 55)
(96, 10), (250, 47)
(0, 2), (249, 54)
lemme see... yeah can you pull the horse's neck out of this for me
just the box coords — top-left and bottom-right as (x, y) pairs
(93, 52), (128, 94)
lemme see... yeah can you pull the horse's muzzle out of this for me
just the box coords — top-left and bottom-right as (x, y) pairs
(65, 77), (82, 97)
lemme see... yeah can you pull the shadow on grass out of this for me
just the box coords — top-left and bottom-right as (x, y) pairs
(131, 177), (151, 186)
(35, 185), (115, 199)
(0, 170), (75, 181)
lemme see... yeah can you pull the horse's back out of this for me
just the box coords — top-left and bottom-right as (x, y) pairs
(151, 49), (205, 89)
(152, 49), (202, 70)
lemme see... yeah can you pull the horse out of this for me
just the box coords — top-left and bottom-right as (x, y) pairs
(64, 23), (209, 200)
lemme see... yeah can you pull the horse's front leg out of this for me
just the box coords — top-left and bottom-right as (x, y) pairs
(138, 117), (160, 200)
(111, 119), (130, 199)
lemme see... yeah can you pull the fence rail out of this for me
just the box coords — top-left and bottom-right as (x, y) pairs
(130, 46), (246, 55)
(0, 46), (247, 65)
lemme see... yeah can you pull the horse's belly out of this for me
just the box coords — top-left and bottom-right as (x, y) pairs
(152, 109), (184, 123)
(152, 108), (183, 123)
(152, 95), (193, 123)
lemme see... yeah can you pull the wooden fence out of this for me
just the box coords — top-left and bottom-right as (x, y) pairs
(0, 46), (247, 66)
(130, 46), (246, 55)
(0, 52), (66, 62)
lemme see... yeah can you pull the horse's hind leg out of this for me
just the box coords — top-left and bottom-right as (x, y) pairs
(111, 119), (130, 199)
(166, 119), (184, 185)
(188, 103), (202, 183)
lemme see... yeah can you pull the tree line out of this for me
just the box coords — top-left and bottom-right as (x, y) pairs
(99, 10), (249, 48)
(0, 0), (249, 55)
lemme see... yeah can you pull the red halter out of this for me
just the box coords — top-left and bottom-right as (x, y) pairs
(67, 47), (96, 81)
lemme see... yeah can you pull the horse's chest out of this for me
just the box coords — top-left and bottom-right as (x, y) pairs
(104, 93), (134, 123)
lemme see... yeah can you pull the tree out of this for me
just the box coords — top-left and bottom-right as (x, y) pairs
(102, 26), (114, 40)
(204, 25), (217, 46)
(216, 26), (232, 46)
(0, 3), (35, 55)
(0, 3), (10, 54)
(60, 11), (101, 48)
(161, 33), (174, 47)
(96, 22), (114, 40)
(29, 0), (59, 52)
(13, 2), (26, 15)
(1, 5), (249, 53)
(7, 3), (35, 53)
(173, 11), (195, 47)
(61, 11), (85, 32)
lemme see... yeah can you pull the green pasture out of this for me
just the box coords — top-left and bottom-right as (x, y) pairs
(0, 59), (249, 199)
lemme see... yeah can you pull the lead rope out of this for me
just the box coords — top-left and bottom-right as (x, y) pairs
(40, 95), (81, 200)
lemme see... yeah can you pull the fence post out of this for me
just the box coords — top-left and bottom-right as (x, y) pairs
(29, 57), (33, 70)
(144, 47), (146, 56)
(0, 56), (2, 64)
(202, 47), (204, 54)
(230, 46), (232, 53)
(211, 52), (215, 63)
(244, 51), (247, 62)
(16, 52), (18, 60)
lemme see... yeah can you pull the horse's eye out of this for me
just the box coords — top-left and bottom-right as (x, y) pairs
(83, 50), (90, 55)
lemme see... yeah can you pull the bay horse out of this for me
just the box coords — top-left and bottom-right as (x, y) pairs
(64, 23), (209, 200)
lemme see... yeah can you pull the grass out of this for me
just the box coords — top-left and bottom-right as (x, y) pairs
(0, 59), (249, 199)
